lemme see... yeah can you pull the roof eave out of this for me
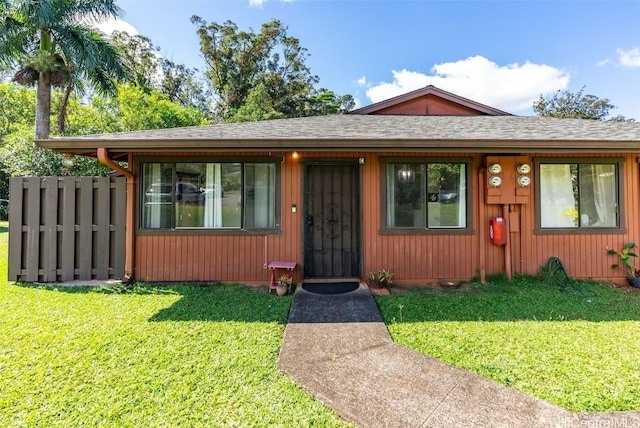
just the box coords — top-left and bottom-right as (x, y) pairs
(36, 138), (640, 155)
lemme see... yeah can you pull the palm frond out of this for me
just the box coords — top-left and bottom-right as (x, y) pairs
(60, 0), (123, 26)
(13, 0), (57, 27)
(54, 25), (131, 94)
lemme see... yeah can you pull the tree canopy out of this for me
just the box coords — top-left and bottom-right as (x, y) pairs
(533, 86), (632, 121)
(110, 30), (211, 116)
(0, 0), (131, 138)
(0, 81), (207, 178)
(191, 17), (354, 121)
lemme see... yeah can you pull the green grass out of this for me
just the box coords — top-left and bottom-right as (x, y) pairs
(3, 217), (640, 421)
(376, 275), (640, 412)
(0, 223), (351, 427)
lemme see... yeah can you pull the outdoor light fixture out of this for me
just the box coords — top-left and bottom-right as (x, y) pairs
(292, 151), (299, 160)
(62, 153), (75, 168)
(397, 164), (415, 182)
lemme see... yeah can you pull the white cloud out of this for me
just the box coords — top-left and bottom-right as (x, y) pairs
(365, 56), (570, 113)
(357, 76), (367, 86)
(96, 18), (138, 36)
(249, 0), (293, 7)
(617, 47), (640, 68)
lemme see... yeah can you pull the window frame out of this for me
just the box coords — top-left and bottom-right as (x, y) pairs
(379, 156), (474, 235)
(534, 157), (626, 235)
(136, 156), (282, 236)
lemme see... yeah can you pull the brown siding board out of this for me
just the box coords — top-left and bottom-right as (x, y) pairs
(133, 151), (639, 284)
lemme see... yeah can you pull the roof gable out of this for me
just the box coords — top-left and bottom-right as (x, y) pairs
(349, 85), (511, 116)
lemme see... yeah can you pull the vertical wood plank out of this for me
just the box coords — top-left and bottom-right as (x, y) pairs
(8, 178), (24, 281)
(25, 178), (41, 282)
(61, 177), (76, 281)
(95, 177), (110, 278)
(78, 178), (93, 279)
(42, 177), (58, 282)
(113, 177), (126, 279)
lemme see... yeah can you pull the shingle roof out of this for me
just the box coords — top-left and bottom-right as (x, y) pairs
(38, 114), (640, 154)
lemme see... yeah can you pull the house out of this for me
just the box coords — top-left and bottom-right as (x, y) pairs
(37, 85), (640, 286)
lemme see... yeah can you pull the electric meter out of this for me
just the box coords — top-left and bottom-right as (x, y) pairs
(517, 163), (532, 174)
(488, 164), (502, 174)
(488, 176), (502, 187)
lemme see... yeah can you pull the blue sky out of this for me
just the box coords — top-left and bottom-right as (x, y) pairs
(102, 0), (640, 119)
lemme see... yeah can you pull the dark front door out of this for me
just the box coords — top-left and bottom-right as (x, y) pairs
(303, 162), (361, 278)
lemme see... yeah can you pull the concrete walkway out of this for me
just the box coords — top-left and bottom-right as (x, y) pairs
(278, 283), (640, 428)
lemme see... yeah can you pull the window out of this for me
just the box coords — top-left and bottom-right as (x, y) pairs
(140, 161), (278, 231)
(384, 160), (469, 230)
(537, 160), (620, 230)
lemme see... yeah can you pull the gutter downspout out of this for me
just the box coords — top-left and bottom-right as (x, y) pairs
(97, 148), (135, 283)
(503, 204), (512, 281)
(478, 167), (486, 285)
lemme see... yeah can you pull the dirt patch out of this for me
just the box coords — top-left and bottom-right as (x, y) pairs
(387, 282), (474, 295)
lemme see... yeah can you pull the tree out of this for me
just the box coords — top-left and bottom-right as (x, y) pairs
(0, 0), (131, 139)
(0, 81), (36, 139)
(227, 83), (284, 123)
(191, 17), (354, 121)
(533, 86), (632, 121)
(109, 31), (161, 90)
(0, 81), (207, 179)
(110, 30), (211, 116)
(109, 84), (207, 131)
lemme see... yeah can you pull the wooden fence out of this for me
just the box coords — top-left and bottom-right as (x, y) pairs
(8, 177), (126, 282)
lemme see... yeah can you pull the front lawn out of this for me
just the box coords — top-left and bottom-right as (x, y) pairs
(376, 276), (640, 412)
(3, 214), (640, 421)
(0, 224), (351, 427)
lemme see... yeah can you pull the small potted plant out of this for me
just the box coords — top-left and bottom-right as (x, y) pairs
(608, 242), (640, 288)
(367, 268), (394, 289)
(275, 274), (292, 296)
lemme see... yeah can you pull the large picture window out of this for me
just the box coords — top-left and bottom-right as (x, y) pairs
(384, 161), (468, 230)
(140, 161), (277, 231)
(538, 160), (620, 229)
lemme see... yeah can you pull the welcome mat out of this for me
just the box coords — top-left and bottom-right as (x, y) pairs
(301, 282), (359, 295)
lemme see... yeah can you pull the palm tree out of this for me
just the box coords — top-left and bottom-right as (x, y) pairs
(0, 0), (131, 139)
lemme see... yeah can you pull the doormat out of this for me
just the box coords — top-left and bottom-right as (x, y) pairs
(301, 282), (359, 295)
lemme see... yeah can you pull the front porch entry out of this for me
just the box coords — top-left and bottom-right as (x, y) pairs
(303, 161), (362, 279)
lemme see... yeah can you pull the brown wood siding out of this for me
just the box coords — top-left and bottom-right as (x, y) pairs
(134, 151), (302, 283)
(133, 151), (638, 285)
(361, 152), (480, 284)
(371, 95), (485, 116)
(520, 153), (637, 283)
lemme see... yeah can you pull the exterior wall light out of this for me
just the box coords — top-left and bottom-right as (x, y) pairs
(62, 153), (75, 168)
(397, 164), (415, 182)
